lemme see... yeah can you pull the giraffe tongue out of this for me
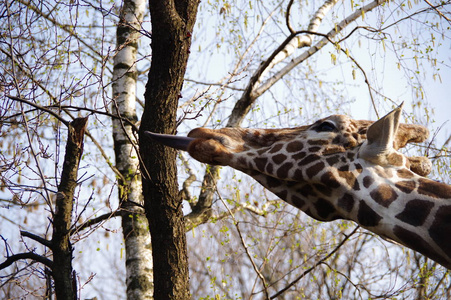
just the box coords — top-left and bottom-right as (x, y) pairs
(144, 131), (195, 151)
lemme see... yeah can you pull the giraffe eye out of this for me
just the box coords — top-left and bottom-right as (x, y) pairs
(316, 121), (336, 132)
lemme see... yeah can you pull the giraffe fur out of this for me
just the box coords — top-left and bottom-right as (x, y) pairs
(144, 105), (451, 269)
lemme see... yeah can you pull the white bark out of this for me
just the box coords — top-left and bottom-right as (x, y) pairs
(255, 0), (339, 87)
(254, 0), (386, 98)
(112, 0), (153, 299)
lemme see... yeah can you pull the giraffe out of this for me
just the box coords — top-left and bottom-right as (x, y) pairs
(145, 104), (451, 270)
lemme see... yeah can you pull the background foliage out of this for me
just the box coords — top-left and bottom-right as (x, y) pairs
(1, 0), (450, 299)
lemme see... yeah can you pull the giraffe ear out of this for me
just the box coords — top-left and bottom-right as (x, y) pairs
(359, 103), (403, 163)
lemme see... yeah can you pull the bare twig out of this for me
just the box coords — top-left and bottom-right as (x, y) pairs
(7, 95), (70, 127)
(255, 0), (387, 98)
(270, 226), (360, 299)
(423, 0), (451, 22)
(70, 210), (124, 235)
(0, 252), (53, 270)
(215, 186), (270, 299)
(20, 230), (52, 249)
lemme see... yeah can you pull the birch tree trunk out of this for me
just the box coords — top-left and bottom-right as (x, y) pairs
(112, 0), (153, 299)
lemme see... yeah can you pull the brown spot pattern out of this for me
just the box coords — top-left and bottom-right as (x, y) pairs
(332, 136), (341, 144)
(339, 165), (349, 172)
(313, 183), (332, 197)
(363, 176), (374, 188)
(272, 153), (287, 164)
(286, 141), (303, 152)
(277, 162), (293, 179)
(299, 154), (321, 166)
(292, 151), (306, 160)
(323, 145), (346, 155)
(352, 179), (360, 191)
(357, 200), (382, 227)
(308, 146), (321, 152)
(387, 152), (404, 166)
(338, 170), (357, 188)
(255, 157), (268, 172)
(353, 163), (363, 173)
(394, 225), (449, 267)
(276, 190), (288, 201)
(257, 148), (269, 155)
(269, 143), (284, 153)
(315, 198), (335, 220)
(237, 157), (248, 168)
(395, 199), (434, 226)
(326, 155), (340, 166)
(291, 195), (305, 208)
(298, 185), (316, 199)
(418, 178), (451, 199)
(429, 205), (451, 258)
(266, 176), (282, 188)
(375, 167), (394, 178)
(338, 193), (355, 213)
(394, 180), (416, 194)
(397, 169), (414, 179)
(294, 169), (303, 180)
(306, 162), (325, 178)
(370, 184), (398, 207)
(321, 172), (341, 189)
(266, 163), (273, 174)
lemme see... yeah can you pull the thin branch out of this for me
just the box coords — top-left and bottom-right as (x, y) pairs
(53, 105), (139, 132)
(20, 231), (52, 249)
(16, 0), (104, 58)
(337, 47), (379, 118)
(270, 226), (360, 299)
(178, 152), (197, 205)
(7, 95), (70, 127)
(423, 0), (451, 22)
(0, 252), (54, 270)
(70, 210), (124, 235)
(253, 0), (339, 91)
(184, 78), (245, 91)
(216, 189), (270, 299)
(255, 0), (386, 98)
(285, 0), (296, 34)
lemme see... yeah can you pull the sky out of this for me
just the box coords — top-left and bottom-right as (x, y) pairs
(1, 0), (450, 298)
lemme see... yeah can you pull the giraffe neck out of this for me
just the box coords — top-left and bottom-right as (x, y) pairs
(236, 149), (451, 269)
(143, 108), (450, 269)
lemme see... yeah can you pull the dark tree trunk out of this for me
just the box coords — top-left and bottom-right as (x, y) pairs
(52, 117), (88, 300)
(139, 0), (200, 299)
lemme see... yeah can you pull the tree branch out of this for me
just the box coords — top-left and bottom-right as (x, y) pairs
(70, 210), (124, 235)
(190, 1), (343, 227)
(216, 191), (270, 299)
(270, 226), (360, 299)
(255, 0), (338, 89)
(20, 230), (52, 249)
(7, 95), (70, 127)
(0, 252), (54, 270)
(255, 0), (387, 98)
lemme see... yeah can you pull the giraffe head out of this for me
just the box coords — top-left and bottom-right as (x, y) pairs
(145, 105), (451, 270)
(145, 104), (431, 178)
